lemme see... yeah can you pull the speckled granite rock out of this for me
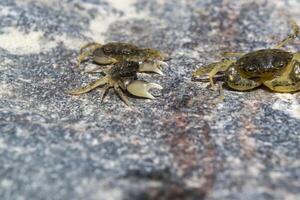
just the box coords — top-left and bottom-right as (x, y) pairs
(0, 0), (300, 200)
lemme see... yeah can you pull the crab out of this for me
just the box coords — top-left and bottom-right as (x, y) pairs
(192, 21), (300, 93)
(67, 42), (169, 105)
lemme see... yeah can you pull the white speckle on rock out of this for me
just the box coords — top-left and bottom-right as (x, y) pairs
(272, 94), (300, 119)
(109, 0), (137, 14)
(247, 162), (264, 177)
(0, 6), (12, 17)
(54, 34), (86, 50)
(269, 171), (284, 181)
(0, 138), (7, 149)
(0, 83), (13, 98)
(0, 28), (54, 55)
(1, 179), (13, 188)
(88, 0), (149, 42)
(0, 27), (86, 54)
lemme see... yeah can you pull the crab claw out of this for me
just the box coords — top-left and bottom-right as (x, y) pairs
(138, 60), (168, 75)
(157, 61), (169, 70)
(127, 80), (163, 99)
(160, 52), (171, 61)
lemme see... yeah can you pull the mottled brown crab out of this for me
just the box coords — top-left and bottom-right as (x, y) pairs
(193, 21), (300, 93)
(67, 42), (168, 105)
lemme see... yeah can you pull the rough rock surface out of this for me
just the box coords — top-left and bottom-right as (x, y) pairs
(0, 0), (300, 200)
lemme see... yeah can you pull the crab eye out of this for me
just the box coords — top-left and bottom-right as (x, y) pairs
(227, 66), (239, 82)
(247, 66), (255, 72)
(122, 49), (131, 55)
(277, 62), (285, 68)
(293, 62), (300, 80)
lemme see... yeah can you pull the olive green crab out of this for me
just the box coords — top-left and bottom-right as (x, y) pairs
(192, 21), (300, 93)
(67, 42), (168, 105)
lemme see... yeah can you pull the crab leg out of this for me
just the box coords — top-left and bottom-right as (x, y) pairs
(66, 76), (109, 95)
(292, 53), (300, 65)
(275, 20), (299, 48)
(76, 42), (102, 67)
(80, 42), (102, 53)
(192, 59), (234, 90)
(99, 84), (111, 102)
(127, 80), (163, 99)
(222, 52), (245, 57)
(114, 85), (131, 106)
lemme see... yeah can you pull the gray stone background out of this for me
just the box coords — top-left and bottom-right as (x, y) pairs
(0, 0), (299, 200)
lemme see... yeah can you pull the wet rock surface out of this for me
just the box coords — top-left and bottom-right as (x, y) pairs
(0, 0), (299, 199)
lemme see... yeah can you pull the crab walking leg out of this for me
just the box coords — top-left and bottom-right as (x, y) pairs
(221, 52), (245, 57)
(114, 85), (131, 106)
(80, 42), (102, 53)
(294, 52), (300, 60)
(275, 20), (299, 48)
(127, 80), (163, 99)
(76, 42), (102, 67)
(193, 59), (235, 89)
(210, 84), (226, 104)
(76, 51), (92, 67)
(66, 76), (109, 95)
(99, 84), (111, 102)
